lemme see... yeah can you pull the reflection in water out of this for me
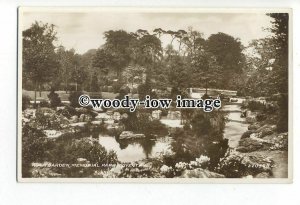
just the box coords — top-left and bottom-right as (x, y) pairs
(98, 134), (172, 162)
(98, 103), (248, 163)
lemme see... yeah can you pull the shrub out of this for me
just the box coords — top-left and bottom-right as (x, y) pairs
(112, 81), (123, 93)
(48, 90), (61, 107)
(107, 86), (113, 93)
(131, 87), (138, 94)
(116, 88), (129, 100)
(39, 100), (50, 108)
(277, 94), (288, 132)
(101, 85), (108, 92)
(22, 124), (54, 177)
(49, 137), (118, 165)
(22, 95), (31, 110)
(247, 101), (266, 111)
(69, 91), (83, 107)
(256, 113), (267, 122)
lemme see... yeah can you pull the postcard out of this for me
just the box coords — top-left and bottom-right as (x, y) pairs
(18, 7), (292, 182)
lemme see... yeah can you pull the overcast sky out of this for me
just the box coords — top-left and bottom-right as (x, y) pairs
(22, 11), (273, 54)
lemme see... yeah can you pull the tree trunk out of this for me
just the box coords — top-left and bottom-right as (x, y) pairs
(65, 78), (68, 94)
(34, 81), (37, 107)
(205, 78), (208, 95)
(39, 83), (42, 97)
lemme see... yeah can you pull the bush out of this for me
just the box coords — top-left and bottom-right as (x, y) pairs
(116, 88), (129, 100)
(256, 113), (267, 122)
(101, 85), (108, 92)
(246, 101), (266, 111)
(107, 86), (113, 93)
(69, 91), (83, 107)
(131, 87), (138, 94)
(112, 81), (123, 93)
(277, 94), (288, 132)
(22, 95), (31, 110)
(49, 137), (118, 165)
(39, 100), (50, 108)
(22, 124), (54, 177)
(48, 90), (61, 107)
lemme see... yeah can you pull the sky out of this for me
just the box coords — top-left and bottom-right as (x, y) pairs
(22, 10), (273, 54)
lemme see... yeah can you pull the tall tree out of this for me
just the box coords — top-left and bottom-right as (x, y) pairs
(102, 30), (134, 78)
(23, 21), (59, 103)
(268, 13), (289, 94)
(56, 46), (77, 93)
(206, 32), (245, 89)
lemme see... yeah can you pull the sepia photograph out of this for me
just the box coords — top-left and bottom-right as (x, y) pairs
(18, 7), (292, 182)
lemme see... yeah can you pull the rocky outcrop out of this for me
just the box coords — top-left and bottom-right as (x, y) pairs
(180, 168), (225, 178)
(119, 131), (146, 140)
(43, 130), (63, 138)
(248, 122), (261, 131)
(236, 137), (264, 152)
(31, 107), (70, 130)
(218, 150), (274, 178)
(237, 131), (288, 152)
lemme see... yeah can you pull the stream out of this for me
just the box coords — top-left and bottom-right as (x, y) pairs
(98, 101), (248, 163)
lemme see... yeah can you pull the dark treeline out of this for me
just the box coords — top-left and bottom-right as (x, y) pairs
(22, 14), (288, 101)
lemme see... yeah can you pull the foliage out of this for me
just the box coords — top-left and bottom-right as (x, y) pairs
(22, 124), (54, 177)
(39, 100), (50, 108)
(47, 90), (61, 107)
(276, 94), (288, 132)
(170, 110), (228, 168)
(68, 91), (83, 107)
(206, 32), (245, 73)
(90, 73), (100, 92)
(246, 101), (267, 112)
(22, 95), (31, 110)
(23, 21), (59, 102)
(48, 137), (118, 165)
(119, 110), (167, 136)
(137, 77), (152, 100)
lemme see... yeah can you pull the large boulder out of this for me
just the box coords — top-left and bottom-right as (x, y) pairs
(236, 137), (264, 152)
(43, 130), (63, 138)
(263, 132), (288, 151)
(256, 124), (276, 137)
(248, 122), (261, 131)
(70, 115), (79, 123)
(119, 131), (146, 140)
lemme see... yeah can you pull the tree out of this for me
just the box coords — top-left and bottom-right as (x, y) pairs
(205, 32), (245, 89)
(138, 77), (152, 100)
(123, 65), (145, 96)
(92, 48), (110, 74)
(102, 30), (134, 78)
(71, 65), (88, 91)
(90, 73), (100, 92)
(23, 21), (59, 104)
(182, 27), (205, 57)
(175, 29), (187, 53)
(166, 30), (178, 45)
(268, 13), (289, 94)
(268, 13), (289, 132)
(167, 55), (190, 90)
(153, 28), (166, 39)
(56, 47), (78, 93)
